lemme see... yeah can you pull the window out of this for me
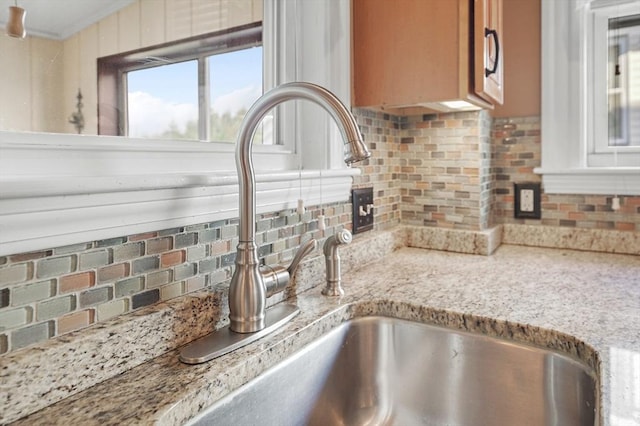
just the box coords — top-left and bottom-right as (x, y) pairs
(127, 60), (199, 140)
(607, 14), (640, 148)
(608, 30), (630, 147)
(98, 23), (267, 143)
(538, 0), (640, 195)
(0, 0), (356, 256)
(125, 45), (265, 143)
(590, 3), (640, 166)
(208, 47), (267, 144)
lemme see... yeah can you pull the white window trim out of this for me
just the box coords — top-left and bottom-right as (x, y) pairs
(0, 0), (358, 257)
(599, 30), (630, 149)
(537, 0), (640, 195)
(590, 1), (639, 162)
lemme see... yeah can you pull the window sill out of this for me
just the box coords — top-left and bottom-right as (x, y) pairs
(0, 132), (359, 256)
(0, 169), (359, 256)
(535, 167), (640, 195)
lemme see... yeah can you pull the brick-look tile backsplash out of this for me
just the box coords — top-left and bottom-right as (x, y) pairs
(352, 108), (402, 230)
(1, 110), (638, 355)
(492, 117), (640, 231)
(398, 110), (494, 230)
(0, 204), (354, 355)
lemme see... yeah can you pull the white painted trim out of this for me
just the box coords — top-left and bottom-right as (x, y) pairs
(265, 0), (352, 170)
(540, 0), (584, 170)
(540, 0), (640, 195)
(0, 131), (294, 177)
(534, 167), (640, 195)
(0, 168), (359, 256)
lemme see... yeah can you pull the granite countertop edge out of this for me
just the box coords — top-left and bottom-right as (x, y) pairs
(3, 227), (639, 426)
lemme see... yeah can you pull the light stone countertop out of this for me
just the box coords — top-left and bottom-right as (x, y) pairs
(3, 228), (640, 425)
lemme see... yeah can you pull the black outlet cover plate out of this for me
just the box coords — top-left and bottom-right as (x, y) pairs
(514, 182), (541, 219)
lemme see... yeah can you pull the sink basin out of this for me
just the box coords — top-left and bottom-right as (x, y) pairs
(187, 316), (597, 426)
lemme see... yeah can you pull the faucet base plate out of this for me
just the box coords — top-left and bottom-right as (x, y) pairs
(179, 304), (300, 364)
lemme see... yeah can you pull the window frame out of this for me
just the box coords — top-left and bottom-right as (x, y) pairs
(589, 3), (639, 162)
(0, 0), (358, 257)
(603, 29), (630, 148)
(537, 0), (640, 195)
(98, 22), (264, 141)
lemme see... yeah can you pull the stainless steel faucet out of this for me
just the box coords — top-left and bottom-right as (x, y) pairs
(179, 82), (370, 364)
(321, 229), (352, 297)
(230, 82), (371, 333)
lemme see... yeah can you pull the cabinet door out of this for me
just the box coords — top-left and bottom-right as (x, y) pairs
(353, 0), (462, 109)
(474, 0), (504, 104)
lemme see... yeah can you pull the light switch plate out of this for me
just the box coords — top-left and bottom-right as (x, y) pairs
(514, 183), (541, 219)
(352, 187), (374, 234)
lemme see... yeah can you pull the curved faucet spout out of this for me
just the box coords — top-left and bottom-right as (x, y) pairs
(236, 82), (370, 244)
(229, 82), (370, 333)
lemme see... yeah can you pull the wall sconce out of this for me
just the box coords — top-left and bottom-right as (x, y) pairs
(69, 90), (85, 134)
(6, 1), (26, 39)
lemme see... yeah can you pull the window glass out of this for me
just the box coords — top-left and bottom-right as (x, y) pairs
(539, 0), (640, 194)
(127, 60), (199, 140)
(103, 24), (265, 142)
(209, 46), (265, 143)
(587, 1), (639, 165)
(608, 14), (640, 148)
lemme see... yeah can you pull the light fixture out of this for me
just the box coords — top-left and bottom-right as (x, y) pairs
(6, 0), (26, 39)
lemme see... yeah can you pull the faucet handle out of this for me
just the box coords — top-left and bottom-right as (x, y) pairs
(262, 238), (317, 298)
(288, 238), (318, 276)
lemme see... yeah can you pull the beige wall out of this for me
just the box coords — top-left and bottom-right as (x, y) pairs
(1, 0), (263, 135)
(0, 36), (65, 133)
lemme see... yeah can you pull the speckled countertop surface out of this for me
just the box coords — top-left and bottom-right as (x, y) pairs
(5, 228), (640, 426)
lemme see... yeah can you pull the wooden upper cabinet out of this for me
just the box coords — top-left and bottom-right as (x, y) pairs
(352, 0), (504, 113)
(474, 0), (504, 104)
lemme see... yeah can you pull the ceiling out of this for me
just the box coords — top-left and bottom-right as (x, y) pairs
(0, 0), (134, 40)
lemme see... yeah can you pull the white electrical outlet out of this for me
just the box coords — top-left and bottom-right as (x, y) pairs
(520, 189), (535, 212)
(514, 183), (540, 219)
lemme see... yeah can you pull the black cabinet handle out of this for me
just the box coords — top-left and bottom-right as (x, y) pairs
(484, 28), (500, 77)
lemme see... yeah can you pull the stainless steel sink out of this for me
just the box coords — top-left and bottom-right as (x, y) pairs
(187, 316), (597, 426)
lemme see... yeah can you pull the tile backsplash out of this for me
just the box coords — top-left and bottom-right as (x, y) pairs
(396, 110), (494, 230)
(355, 108), (639, 232)
(0, 205), (353, 355)
(492, 117), (639, 230)
(1, 109), (638, 355)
